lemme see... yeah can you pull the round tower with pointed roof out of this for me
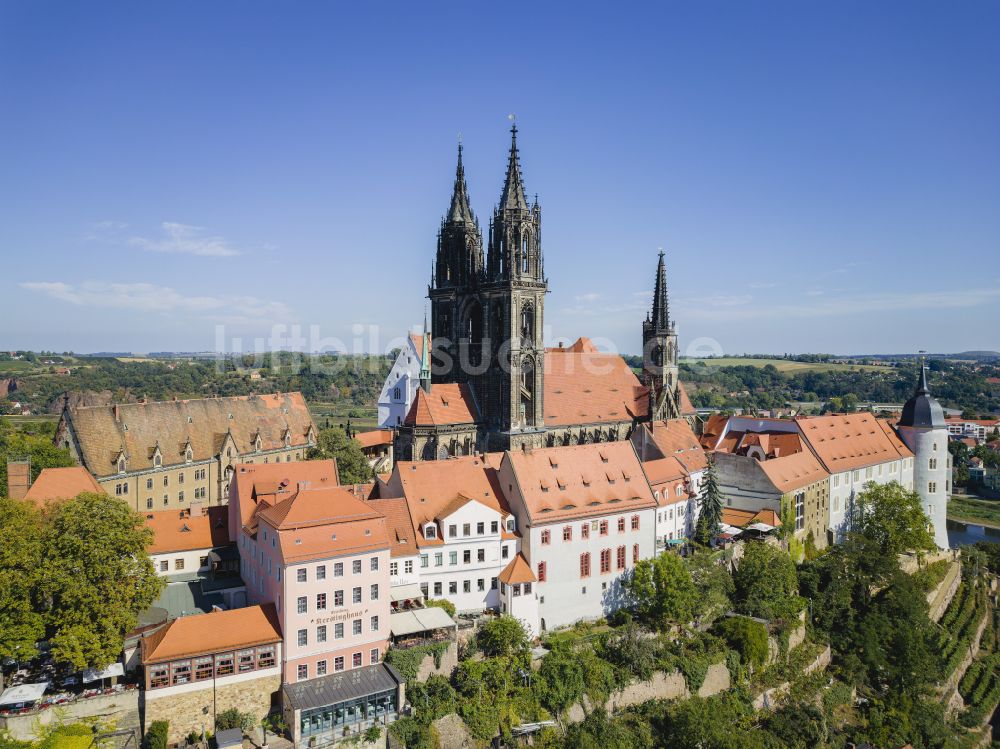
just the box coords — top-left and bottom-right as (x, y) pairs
(896, 362), (950, 549)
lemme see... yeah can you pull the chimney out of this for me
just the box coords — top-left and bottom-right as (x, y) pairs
(113, 404), (120, 422)
(7, 459), (30, 500)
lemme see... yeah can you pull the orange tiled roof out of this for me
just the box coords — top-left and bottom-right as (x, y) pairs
(368, 497), (419, 558)
(796, 413), (913, 473)
(543, 339), (647, 426)
(141, 604), (282, 664)
(504, 441), (656, 523)
(230, 459), (339, 535)
(65, 393), (315, 478)
(498, 553), (536, 584)
(408, 333), (430, 360)
(641, 457), (687, 486)
(756, 451), (829, 493)
(355, 430), (393, 449)
(23, 466), (104, 504)
(386, 455), (509, 544)
(145, 506), (230, 554)
(946, 418), (1000, 426)
(644, 419), (708, 473)
(404, 384), (479, 426)
(257, 485), (391, 563)
(700, 414), (730, 449)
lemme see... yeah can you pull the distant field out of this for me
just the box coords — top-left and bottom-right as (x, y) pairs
(0, 360), (41, 373)
(949, 495), (1000, 529)
(680, 357), (887, 373)
(308, 402), (379, 433)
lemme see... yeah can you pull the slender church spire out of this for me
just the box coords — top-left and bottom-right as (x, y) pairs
(419, 310), (432, 393)
(448, 142), (475, 224)
(500, 124), (528, 211)
(651, 249), (669, 332)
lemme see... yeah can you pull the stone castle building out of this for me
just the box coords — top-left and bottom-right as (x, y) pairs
(394, 127), (694, 461)
(56, 392), (316, 510)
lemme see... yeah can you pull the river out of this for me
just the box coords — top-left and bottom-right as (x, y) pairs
(947, 517), (1000, 547)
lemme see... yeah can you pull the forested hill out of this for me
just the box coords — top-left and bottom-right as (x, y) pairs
(0, 354), (392, 414)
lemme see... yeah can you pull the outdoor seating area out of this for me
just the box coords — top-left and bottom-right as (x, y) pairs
(0, 658), (134, 716)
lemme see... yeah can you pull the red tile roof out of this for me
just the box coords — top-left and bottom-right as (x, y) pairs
(144, 506), (230, 554)
(230, 459), (339, 537)
(258, 486), (391, 563)
(644, 419), (708, 473)
(543, 340), (647, 426)
(368, 497), (419, 558)
(504, 441), (655, 523)
(141, 604), (282, 664)
(757, 451), (829, 493)
(497, 553), (536, 584)
(355, 430), (393, 449)
(23, 466), (104, 504)
(404, 384), (479, 426)
(722, 507), (781, 528)
(796, 413), (913, 472)
(385, 456), (509, 545)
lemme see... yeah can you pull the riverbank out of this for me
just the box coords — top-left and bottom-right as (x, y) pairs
(949, 496), (1000, 530)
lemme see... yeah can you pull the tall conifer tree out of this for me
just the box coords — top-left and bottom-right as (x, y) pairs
(695, 458), (723, 546)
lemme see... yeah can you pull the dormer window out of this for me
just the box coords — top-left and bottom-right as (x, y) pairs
(118, 457), (127, 473)
(506, 518), (515, 532)
(254, 435), (262, 452)
(307, 428), (316, 446)
(184, 444), (193, 463)
(283, 431), (291, 448)
(153, 454), (162, 469)
(424, 524), (437, 540)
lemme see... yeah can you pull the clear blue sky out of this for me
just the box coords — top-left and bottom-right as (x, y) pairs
(1, 1), (997, 356)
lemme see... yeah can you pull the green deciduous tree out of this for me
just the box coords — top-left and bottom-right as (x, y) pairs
(694, 460), (723, 546)
(477, 615), (530, 658)
(733, 541), (799, 621)
(42, 493), (164, 668)
(0, 498), (45, 672)
(0, 418), (75, 495)
(851, 481), (935, 558)
(307, 427), (372, 484)
(714, 616), (769, 669)
(624, 551), (697, 630)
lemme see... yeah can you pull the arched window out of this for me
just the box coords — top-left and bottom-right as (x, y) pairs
(520, 304), (534, 342)
(393, 387), (401, 401)
(521, 233), (530, 273)
(520, 358), (535, 426)
(118, 457), (127, 473)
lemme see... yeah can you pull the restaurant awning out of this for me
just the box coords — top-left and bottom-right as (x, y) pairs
(389, 606), (456, 637)
(83, 663), (124, 683)
(746, 522), (775, 533)
(0, 682), (48, 706)
(389, 583), (425, 603)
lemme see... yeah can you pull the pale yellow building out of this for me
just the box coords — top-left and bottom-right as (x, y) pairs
(56, 393), (316, 511)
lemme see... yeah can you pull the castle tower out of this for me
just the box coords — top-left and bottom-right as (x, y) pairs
(480, 123), (547, 449)
(642, 251), (680, 420)
(429, 143), (484, 381)
(896, 362), (950, 549)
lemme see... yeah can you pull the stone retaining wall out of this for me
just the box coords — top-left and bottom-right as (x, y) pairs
(565, 661), (730, 723)
(0, 690), (141, 742)
(144, 674), (280, 744)
(929, 562), (963, 623)
(751, 645), (831, 711)
(414, 642), (459, 682)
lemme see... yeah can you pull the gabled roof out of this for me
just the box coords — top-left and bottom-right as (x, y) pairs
(498, 553), (536, 584)
(368, 498), (419, 558)
(504, 441), (656, 523)
(66, 393), (315, 477)
(404, 384), (479, 426)
(756, 450), (829, 493)
(145, 506), (230, 554)
(141, 604), (281, 664)
(257, 486), (391, 564)
(355, 430), (393, 449)
(796, 413), (913, 473)
(543, 339), (648, 426)
(643, 419), (708, 473)
(230, 460), (339, 537)
(386, 455), (510, 545)
(23, 466), (103, 504)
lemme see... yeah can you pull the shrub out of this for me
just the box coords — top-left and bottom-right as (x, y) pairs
(216, 708), (255, 733)
(715, 616), (769, 669)
(425, 598), (456, 618)
(144, 721), (169, 749)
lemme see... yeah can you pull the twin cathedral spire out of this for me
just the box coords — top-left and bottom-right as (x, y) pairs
(428, 125), (680, 452)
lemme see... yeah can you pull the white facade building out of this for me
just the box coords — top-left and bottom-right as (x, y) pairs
(378, 455), (518, 614)
(499, 441), (657, 633)
(377, 333), (428, 428)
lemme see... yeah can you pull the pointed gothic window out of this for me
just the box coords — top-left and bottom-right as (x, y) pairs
(521, 234), (529, 273)
(520, 358), (535, 427)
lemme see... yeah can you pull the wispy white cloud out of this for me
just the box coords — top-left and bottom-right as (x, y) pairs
(128, 222), (241, 257)
(20, 281), (294, 325)
(678, 288), (1000, 321)
(575, 292), (601, 303)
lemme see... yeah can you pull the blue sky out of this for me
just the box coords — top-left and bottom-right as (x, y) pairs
(1, 1), (997, 356)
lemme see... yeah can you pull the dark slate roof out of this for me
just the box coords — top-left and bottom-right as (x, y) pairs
(899, 365), (946, 429)
(283, 663), (403, 711)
